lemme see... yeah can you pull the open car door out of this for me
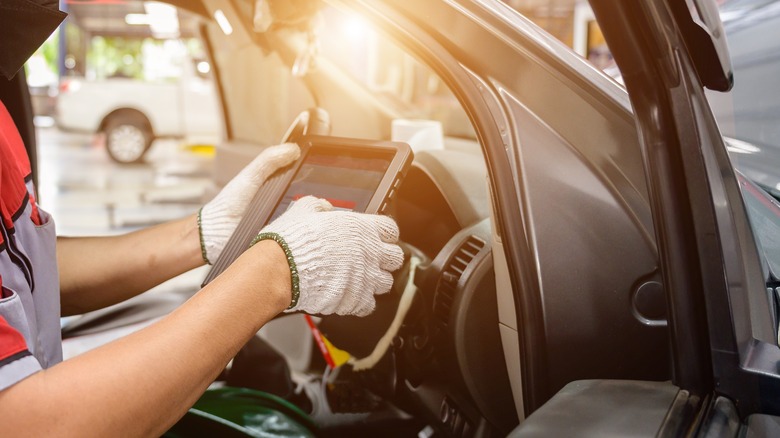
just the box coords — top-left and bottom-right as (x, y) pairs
(512, 0), (780, 435)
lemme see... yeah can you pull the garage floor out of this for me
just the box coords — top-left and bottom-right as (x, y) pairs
(36, 124), (213, 236)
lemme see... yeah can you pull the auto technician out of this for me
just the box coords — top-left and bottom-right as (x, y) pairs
(0, 1), (404, 435)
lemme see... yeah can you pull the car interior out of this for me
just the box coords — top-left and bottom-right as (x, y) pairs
(6, 0), (780, 435)
(201, 1), (665, 436)
(43, 0), (684, 436)
(198, 2), (518, 434)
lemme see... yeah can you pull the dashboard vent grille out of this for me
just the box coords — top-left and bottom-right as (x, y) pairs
(433, 236), (486, 328)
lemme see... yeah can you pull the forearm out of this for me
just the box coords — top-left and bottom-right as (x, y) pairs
(0, 241), (290, 437)
(58, 214), (204, 315)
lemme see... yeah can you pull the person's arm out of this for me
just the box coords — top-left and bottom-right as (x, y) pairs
(58, 142), (300, 316)
(1, 240), (290, 437)
(57, 214), (203, 316)
(2, 197), (404, 437)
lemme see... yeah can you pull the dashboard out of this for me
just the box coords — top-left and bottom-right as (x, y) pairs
(321, 145), (519, 436)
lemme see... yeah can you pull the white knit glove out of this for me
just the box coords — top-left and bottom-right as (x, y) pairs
(199, 143), (300, 264)
(253, 196), (405, 316)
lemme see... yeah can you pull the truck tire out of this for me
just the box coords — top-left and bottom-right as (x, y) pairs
(104, 113), (153, 164)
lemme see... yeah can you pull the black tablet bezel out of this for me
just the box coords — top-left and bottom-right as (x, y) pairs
(203, 135), (413, 286)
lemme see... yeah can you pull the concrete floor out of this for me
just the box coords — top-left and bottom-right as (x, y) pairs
(36, 124), (213, 236)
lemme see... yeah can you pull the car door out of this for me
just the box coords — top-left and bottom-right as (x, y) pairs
(509, 0), (780, 435)
(595, 0), (780, 431)
(361, 0), (780, 434)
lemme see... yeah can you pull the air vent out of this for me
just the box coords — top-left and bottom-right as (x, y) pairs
(433, 236), (486, 328)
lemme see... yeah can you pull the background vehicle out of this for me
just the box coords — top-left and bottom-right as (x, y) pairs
(57, 54), (220, 164)
(10, 0), (780, 436)
(54, 3), (222, 164)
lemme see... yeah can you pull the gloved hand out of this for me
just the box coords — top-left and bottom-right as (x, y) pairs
(253, 196), (405, 316)
(199, 143), (300, 264)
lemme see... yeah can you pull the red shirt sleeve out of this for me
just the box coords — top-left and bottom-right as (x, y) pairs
(0, 100), (41, 228)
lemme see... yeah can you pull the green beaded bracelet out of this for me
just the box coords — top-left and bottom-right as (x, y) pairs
(197, 208), (210, 265)
(250, 232), (300, 310)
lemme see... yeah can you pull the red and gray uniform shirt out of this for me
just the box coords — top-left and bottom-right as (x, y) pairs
(0, 100), (62, 391)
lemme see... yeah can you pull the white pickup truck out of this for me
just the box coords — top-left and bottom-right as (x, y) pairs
(56, 62), (222, 163)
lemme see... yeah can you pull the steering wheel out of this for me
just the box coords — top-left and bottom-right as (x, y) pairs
(281, 107), (331, 143)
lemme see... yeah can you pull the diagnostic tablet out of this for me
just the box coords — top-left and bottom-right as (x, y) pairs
(203, 135), (413, 286)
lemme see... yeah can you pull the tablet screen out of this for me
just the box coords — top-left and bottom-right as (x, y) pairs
(269, 146), (394, 221)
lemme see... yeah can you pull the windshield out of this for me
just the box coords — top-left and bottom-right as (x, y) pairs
(315, 6), (475, 140)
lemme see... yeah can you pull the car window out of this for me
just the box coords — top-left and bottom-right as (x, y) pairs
(203, 10), (315, 145)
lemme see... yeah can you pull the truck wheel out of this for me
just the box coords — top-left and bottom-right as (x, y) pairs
(104, 114), (153, 164)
